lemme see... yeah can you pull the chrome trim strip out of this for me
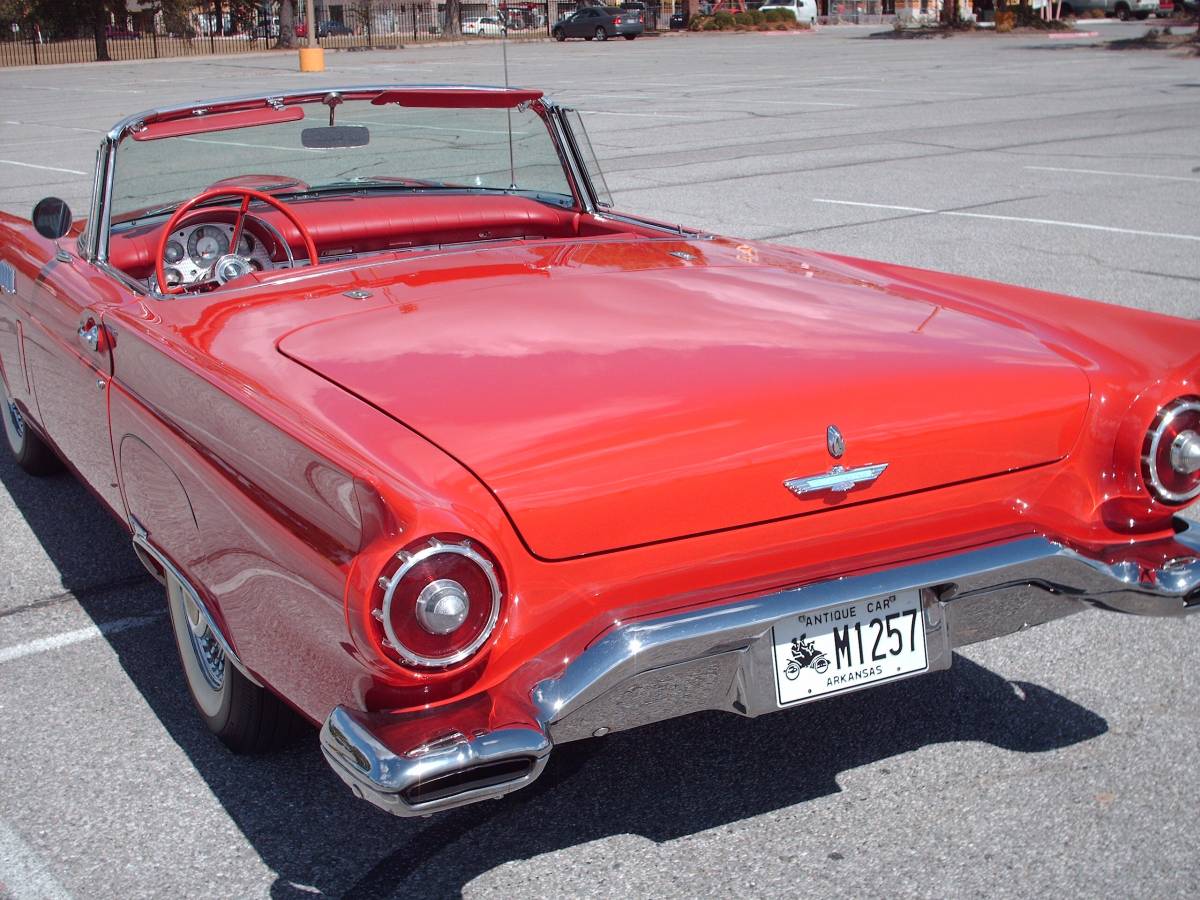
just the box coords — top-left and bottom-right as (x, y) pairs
(130, 521), (263, 687)
(319, 707), (550, 817)
(105, 83), (540, 142)
(545, 103), (595, 215)
(554, 106), (610, 211)
(784, 463), (888, 496)
(96, 136), (118, 265)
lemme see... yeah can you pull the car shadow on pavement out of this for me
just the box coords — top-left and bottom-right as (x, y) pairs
(0, 456), (1110, 899)
(0, 455), (149, 605)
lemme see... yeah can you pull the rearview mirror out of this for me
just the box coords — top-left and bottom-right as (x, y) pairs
(301, 125), (370, 149)
(32, 197), (72, 240)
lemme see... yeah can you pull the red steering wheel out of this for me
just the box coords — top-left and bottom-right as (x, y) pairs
(154, 187), (319, 295)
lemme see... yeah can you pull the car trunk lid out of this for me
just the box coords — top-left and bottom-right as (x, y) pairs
(277, 245), (1090, 559)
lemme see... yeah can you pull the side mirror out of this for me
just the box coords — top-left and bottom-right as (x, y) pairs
(32, 197), (72, 241)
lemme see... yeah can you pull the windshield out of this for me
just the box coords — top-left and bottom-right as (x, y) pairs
(110, 98), (574, 224)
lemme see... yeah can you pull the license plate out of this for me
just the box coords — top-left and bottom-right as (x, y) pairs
(771, 588), (928, 707)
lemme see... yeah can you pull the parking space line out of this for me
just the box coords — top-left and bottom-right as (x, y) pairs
(0, 159), (87, 175)
(577, 110), (707, 119)
(3, 120), (104, 134)
(0, 818), (74, 900)
(180, 137), (323, 154)
(812, 198), (1200, 243)
(1025, 165), (1200, 184)
(0, 613), (163, 664)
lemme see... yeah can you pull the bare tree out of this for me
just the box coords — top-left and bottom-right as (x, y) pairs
(277, 0), (297, 46)
(445, 0), (462, 34)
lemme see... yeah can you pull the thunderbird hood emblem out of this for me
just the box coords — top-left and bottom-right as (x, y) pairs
(784, 463), (888, 497)
(786, 426), (887, 496)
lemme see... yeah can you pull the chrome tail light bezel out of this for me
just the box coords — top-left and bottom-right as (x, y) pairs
(1142, 397), (1200, 505)
(377, 538), (503, 668)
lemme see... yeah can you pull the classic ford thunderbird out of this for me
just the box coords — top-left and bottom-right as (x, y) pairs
(1, 85), (1198, 817)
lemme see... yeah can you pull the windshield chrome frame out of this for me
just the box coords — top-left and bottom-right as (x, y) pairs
(87, 84), (602, 267)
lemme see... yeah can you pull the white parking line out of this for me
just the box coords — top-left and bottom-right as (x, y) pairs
(576, 110), (707, 119)
(0, 819), (74, 900)
(180, 137), (323, 154)
(0, 159), (87, 175)
(0, 613), (163, 664)
(3, 120), (105, 134)
(1025, 165), (1200, 184)
(812, 198), (1200, 243)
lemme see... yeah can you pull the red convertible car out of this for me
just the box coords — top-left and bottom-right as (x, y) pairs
(1, 85), (1198, 817)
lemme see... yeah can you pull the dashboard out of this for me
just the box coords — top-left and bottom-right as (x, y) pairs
(158, 220), (280, 290)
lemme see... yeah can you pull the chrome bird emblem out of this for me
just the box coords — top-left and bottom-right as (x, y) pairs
(826, 425), (845, 459)
(785, 425), (887, 497)
(784, 464), (888, 497)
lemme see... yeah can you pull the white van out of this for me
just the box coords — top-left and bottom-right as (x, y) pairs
(758, 0), (818, 23)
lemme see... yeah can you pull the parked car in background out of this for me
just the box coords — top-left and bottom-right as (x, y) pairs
(317, 19), (353, 36)
(620, 1), (650, 27)
(670, 9), (689, 27)
(462, 16), (507, 35)
(1155, 0), (1174, 15)
(1059, 0), (1156, 17)
(294, 20), (353, 37)
(758, 0), (818, 23)
(251, 16), (280, 38)
(552, 6), (644, 40)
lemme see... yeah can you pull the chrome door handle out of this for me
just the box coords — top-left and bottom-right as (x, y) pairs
(78, 322), (101, 352)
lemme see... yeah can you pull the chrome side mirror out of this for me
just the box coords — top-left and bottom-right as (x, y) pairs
(32, 197), (72, 241)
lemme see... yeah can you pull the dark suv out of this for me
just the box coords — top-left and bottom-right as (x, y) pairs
(552, 6), (644, 40)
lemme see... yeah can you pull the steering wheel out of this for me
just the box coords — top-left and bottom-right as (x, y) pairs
(154, 187), (319, 295)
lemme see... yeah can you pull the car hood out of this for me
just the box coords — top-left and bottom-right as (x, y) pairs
(277, 240), (1091, 559)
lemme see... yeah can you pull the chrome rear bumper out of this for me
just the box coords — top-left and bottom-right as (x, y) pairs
(321, 520), (1200, 816)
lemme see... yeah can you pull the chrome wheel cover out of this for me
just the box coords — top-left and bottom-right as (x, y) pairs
(6, 399), (24, 441)
(183, 592), (226, 691)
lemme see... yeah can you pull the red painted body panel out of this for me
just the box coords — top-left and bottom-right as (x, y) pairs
(277, 240), (1091, 558)
(2, 190), (1199, 732)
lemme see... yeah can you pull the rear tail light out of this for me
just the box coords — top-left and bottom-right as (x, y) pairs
(375, 537), (503, 668)
(1142, 397), (1200, 505)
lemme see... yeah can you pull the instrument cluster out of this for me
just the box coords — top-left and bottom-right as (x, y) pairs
(159, 220), (278, 290)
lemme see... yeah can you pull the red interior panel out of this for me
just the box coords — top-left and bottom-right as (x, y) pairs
(370, 88), (543, 108)
(132, 106), (305, 141)
(108, 194), (649, 278)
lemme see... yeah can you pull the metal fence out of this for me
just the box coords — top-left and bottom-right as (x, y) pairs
(0, 2), (611, 68)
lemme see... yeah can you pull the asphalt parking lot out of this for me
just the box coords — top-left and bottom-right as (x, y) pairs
(1, 23), (1199, 900)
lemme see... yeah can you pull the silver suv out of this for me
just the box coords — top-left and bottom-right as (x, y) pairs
(1060, 0), (1157, 19)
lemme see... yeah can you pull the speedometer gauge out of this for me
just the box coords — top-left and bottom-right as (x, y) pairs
(187, 225), (229, 265)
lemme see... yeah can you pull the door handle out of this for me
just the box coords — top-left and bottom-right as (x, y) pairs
(77, 321), (107, 353)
